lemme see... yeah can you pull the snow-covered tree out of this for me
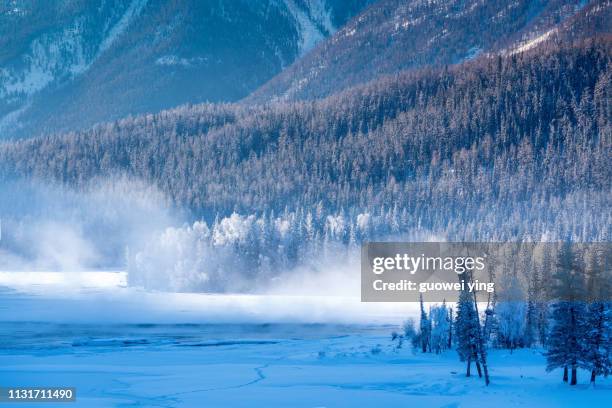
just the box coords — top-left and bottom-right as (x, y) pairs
(391, 318), (418, 351)
(430, 302), (451, 354)
(495, 274), (526, 351)
(495, 301), (526, 351)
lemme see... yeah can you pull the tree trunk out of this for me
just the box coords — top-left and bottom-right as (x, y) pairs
(466, 356), (471, 377)
(471, 282), (491, 386)
(563, 366), (568, 382)
(570, 366), (577, 385)
(590, 370), (596, 384)
(448, 308), (453, 348)
(475, 357), (482, 378)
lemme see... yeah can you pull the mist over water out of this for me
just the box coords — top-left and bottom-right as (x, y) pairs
(0, 176), (433, 299)
(0, 176), (179, 271)
(0, 175), (419, 326)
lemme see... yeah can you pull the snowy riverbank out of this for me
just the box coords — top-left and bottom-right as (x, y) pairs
(1, 322), (610, 407)
(0, 271), (610, 407)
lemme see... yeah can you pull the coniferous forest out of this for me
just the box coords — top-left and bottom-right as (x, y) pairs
(1, 40), (610, 241)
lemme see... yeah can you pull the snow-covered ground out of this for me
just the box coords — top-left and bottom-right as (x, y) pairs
(0, 271), (610, 407)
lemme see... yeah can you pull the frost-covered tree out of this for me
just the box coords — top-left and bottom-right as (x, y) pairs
(392, 318), (418, 351)
(495, 274), (526, 351)
(430, 301), (451, 354)
(495, 301), (526, 351)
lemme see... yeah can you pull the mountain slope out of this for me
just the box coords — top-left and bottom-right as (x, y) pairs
(248, 0), (609, 103)
(1, 39), (609, 242)
(0, 0), (372, 139)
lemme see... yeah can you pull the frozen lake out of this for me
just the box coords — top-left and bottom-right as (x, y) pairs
(0, 271), (610, 407)
(0, 271), (412, 324)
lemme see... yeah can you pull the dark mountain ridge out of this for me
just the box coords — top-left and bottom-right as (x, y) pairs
(248, 0), (610, 103)
(0, 0), (372, 139)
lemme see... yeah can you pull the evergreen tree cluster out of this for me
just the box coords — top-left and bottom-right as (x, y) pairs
(407, 242), (610, 386)
(545, 243), (611, 385)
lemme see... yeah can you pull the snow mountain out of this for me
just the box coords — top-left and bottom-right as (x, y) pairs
(0, 0), (372, 139)
(248, 0), (610, 103)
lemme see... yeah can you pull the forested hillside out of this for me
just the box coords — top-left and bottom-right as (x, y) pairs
(1, 39), (610, 244)
(249, 0), (610, 102)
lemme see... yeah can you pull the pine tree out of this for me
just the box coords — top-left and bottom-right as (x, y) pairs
(419, 294), (431, 353)
(582, 246), (612, 384)
(545, 242), (587, 385)
(525, 299), (537, 348)
(537, 244), (554, 345)
(525, 265), (541, 347)
(546, 301), (585, 384)
(455, 287), (480, 377)
(448, 306), (453, 349)
(583, 301), (611, 384)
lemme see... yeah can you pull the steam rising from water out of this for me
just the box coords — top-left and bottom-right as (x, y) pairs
(0, 176), (423, 327)
(0, 177), (415, 323)
(0, 270), (411, 324)
(0, 177), (178, 271)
